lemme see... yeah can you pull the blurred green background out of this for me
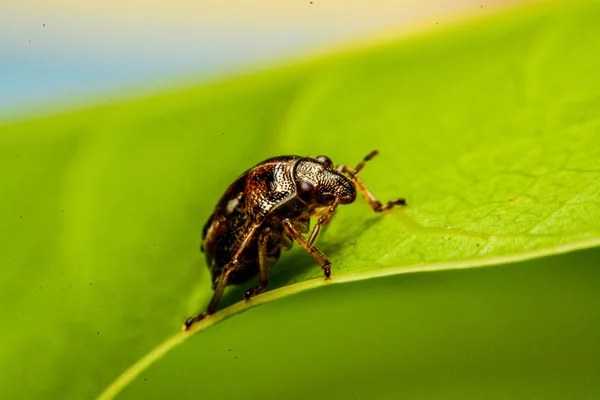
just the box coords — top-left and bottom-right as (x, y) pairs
(1, 1), (600, 399)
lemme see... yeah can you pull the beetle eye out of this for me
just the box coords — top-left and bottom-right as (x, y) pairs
(297, 180), (317, 203)
(316, 155), (333, 168)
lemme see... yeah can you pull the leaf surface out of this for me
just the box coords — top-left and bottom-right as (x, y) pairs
(0, 1), (599, 399)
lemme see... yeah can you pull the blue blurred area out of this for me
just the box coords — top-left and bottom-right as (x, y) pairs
(0, 22), (347, 120)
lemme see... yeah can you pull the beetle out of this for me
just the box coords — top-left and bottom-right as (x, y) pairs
(183, 150), (406, 330)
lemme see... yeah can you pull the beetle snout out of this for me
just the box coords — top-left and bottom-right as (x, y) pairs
(335, 178), (356, 205)
(338, 187), (356, 204)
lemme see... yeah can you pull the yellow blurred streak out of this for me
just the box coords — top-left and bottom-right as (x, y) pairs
(7, 0), (533, 24)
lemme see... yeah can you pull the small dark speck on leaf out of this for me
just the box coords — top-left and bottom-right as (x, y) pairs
(43, 24), (46, 26)
(69, 285), (72, 287)
(234, 356), (237, 359)
(145, 378), (148, 381)
(228, 349), (231, 352)
(97, 332), (100, 335)
(20, 216), (23, 218)
(89, 283), (93, 286)
(476, 243), (480, 246)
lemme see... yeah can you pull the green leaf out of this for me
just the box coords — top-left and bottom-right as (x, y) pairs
(0, 1), (599, 399)
(119, 247), (600, 400)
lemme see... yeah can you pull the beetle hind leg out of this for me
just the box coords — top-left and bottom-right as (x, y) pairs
(183, 267), (233, 331)
(183, 224), (262, 331)
(245, 227), (273, 302)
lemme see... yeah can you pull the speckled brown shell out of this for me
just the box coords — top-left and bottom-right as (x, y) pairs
(201, 155), (356, 287)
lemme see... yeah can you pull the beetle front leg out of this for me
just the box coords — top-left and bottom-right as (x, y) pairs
(307, 201), (339, 248)
(283, 219), (332, 280)
(245, 227), (272, 302)
(337, 150), (407, 213)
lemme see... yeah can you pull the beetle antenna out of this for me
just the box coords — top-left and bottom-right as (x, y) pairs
(352, 150), (379, 175)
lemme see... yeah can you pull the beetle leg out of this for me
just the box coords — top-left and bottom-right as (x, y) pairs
(183, 267), (233, 330)
(245, 227), (272, 302)
(183, 224), (260, 331)
(307, 200), (339, 248)
(350, 149), (378, 175)
(337, 150), (407, 213)
(283, 219), (332, 280)
(279, 234), (293, 250)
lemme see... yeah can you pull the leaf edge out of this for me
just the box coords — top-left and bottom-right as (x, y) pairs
(96, 236), (600, 400)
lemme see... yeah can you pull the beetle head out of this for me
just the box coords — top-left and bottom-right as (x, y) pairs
(293, 156), (356, 206)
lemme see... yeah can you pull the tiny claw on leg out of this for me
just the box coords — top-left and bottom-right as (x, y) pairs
(324, 265), (331, 280)
(391, 198), (407, 206)
(182, 312), (210, 331)
(375, 198), (407, 212)
(245, 284), (266, 302)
